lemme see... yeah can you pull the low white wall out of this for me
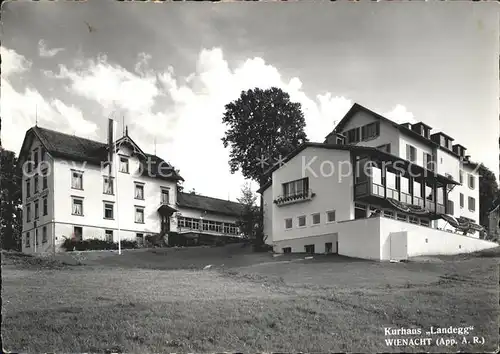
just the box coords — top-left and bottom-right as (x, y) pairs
(379, 217), (497, 260)
(336, 218), (381, 260)
(274, 233), (338, 254)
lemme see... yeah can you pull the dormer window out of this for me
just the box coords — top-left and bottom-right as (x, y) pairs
(119, 157), (129, 173)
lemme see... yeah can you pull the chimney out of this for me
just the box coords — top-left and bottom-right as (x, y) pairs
(108, 118), (114, 175)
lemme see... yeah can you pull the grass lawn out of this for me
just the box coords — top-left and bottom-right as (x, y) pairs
(2, 245), (499, 353)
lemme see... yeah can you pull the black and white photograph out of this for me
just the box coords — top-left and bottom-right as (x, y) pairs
(1, 0), (499, 352)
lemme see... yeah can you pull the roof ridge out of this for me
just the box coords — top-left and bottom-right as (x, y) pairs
(179, 192), (242, 204)
(34, 126), (106, 146)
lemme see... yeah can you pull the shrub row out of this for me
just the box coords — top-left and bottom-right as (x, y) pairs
(62, 238), (137, 251)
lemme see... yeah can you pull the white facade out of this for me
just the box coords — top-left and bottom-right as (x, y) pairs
(335, 108), (481, 237)
(270, 147), (353, 245)
(261, 104), (488, 260)
(19, 128), (242, 254)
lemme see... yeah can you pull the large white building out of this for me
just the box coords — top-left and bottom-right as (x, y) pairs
(18, 122), (244, 254)
(259, 103), (496, 260)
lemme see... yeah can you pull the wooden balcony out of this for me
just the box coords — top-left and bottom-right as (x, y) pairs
(355, 181), (446, 215)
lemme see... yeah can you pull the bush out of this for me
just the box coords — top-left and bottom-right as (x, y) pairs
(145, 234), (165, 248)
(120, 240), (138, 249)
(61, 237), (137, 252)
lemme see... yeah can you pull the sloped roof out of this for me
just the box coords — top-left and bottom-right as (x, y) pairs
(328, 103), (466, 160)
(31, 126), (108, 164)
(20, 126), (183, 181)
(177, 192), (245, 217)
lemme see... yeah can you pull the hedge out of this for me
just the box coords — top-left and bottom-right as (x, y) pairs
(62, 238), (138, 251)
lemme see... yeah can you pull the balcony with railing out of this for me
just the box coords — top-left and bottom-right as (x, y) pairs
(356, 180), (446, 215)
(273, 189), (316, 207)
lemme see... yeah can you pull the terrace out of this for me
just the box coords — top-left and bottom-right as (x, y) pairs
(352, 150), (459, 219)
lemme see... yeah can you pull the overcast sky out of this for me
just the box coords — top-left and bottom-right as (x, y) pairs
(2, 1), (499, 200)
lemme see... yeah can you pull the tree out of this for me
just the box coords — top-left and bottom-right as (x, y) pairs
(478, 165), (499, 232)
(0, 149), (22, 251)
(236, 182), (260, 241)
(222, 87), (308, 185)
(222, 87), (308, 246)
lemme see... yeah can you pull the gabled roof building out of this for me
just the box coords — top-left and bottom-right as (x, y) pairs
(259, 103), (496, 260)
(18, 122), (244, 254)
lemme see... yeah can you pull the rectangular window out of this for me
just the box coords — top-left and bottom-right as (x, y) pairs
(304, 244), (315, 254)
(25, 232), (30, 247)
(73, 226), (83, 241)
(312, 213), (321, 225)
(135, 207), (144, 223)
(346, 129), (356, 143)
(285, 218), (292, 229)
(104, 203), (114, 219)
(105, 230), (113, 243)
(383, 210), (394, 218)
(282, 247), (291, 254)
(72, 198), (83, 216)
(468, 197), (476, 212)
(135, 183), (144, 200)
(409, 216), (419, 224)
(35, 228), (39, 245)
(423, 152), (433, 171)
(282, 177), (309, 198)
(42, 226), (47, 243)
(33, 148), (39, 169)
(26, 158), (33, 173)
(397, 213), (407, 222)
(420, 219), (430, 227)
(459, 171), (464, 184)
(326, 210), (336, 223)
(361, 122), (380, 140)
(376, 144), (391, 153)
(43, 197), (48, 216)
(42, 169), (48, 190)
(298, 215), (306, 227)
(71, 171), (83, 190)
(161, 189), (169, 204)
(34, 200), (39, 220)
(355, 203), (367, 219)
(447, 200), (454, 215)
(468, 174), (475, 189)
(119, 157), (129, 173)
(406, 144), (416, 162)
(460, 193), (464, 208)
(26, 179), (31, 198)
(26, 203), (32, 222)
(136, 233), (144, 246)
(103, 177), (114, 195)
(34, 174), (39, 193)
